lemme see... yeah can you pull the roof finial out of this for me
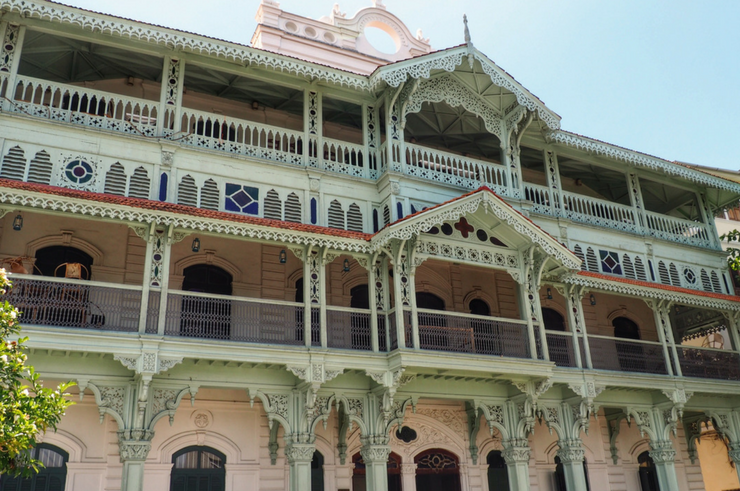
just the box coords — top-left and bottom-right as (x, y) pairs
(463, 14), (471, 45)
(463, 14), (475, 68)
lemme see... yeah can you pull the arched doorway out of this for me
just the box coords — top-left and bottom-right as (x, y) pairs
(170, 446), (225, 491)
(414, 449), (461, 491)
(612, 316), (644, 372)
(542, 308), (572, 366)
(487, 450), (509, 491)
(416, 292), (449, 351)
(0, 444), (68, 491)
(554, 456), (591, 491)
(29, 246), (95, 328)
(311, 451), (324, 491)
(469, 298), (498, 355)
(180, 265), (232, 339)
(350, 284), (371, 349)
(638, 451), (660, 491)
(34, 245), (93, 279)
(351, 451), (402, 491)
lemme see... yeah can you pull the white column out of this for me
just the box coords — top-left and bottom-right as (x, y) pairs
(400, 463), (416, 491)
(392, 242), (409, 349)
(155, 226), (173, 336)
(502, 440), (531, 491)
(361, 445), (391, 491)
(728, 443), (740, 485)
(649, 441), (680, 491)
(0, 23), (26, 107)
(285, 443), (315, 491)
(319, 251), (328, 348)
(556, 440), (588, 491)
(156, 56), (185, 136)
(137, 224), (155, 334)
(118, 431), (154, 491)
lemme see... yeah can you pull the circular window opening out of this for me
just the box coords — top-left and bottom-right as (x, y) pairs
(364, 25), (398, 54)
(396, 426), (417, 443)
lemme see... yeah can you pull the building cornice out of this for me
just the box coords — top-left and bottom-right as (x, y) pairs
(565, 271), (740, 311)
(545, 130), (740, 193)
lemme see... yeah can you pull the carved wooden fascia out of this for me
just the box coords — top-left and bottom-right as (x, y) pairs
(606, 413), (628, 465)
(465, 402), (482, 465)
(76, 380), (127, 430)
(146, 385), (198, 430)
(113, 353), (183, 375)
(285, 363), (343, 433)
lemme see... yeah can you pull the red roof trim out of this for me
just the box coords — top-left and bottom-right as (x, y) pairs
(578, 271), (740, 303)
(0, 179), (372, 240)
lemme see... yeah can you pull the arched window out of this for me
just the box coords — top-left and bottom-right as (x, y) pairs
(0, 444), (68, 491)
(351, 451), (402, 491)
(170, 446), (225, 491)
(638, 451), (660, 491)
(415, 449), (460, 491)
(554, 455), (590, 491)
(613, 317), (640, 340)
(469, 299), (498, 355)
(34, 246), (93, 280)
(542, 308), (566, 331)
(487, 450), (509, 491)
(469, 299), (490, 316)
(180, 265), (232, 340)
(416, 292), (445, 311)
(311, 452), (324, 491)
(416, 293), (448, 351)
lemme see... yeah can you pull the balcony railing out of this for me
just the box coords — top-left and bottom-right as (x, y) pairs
(678, 346), (740, 381)
(587, 335), (668, 375)
(409, 308), (530, 359)
(546, 331), (578, 368)
(6, 275), (141, 333)
(9, 75), (160, 137)
(404, 143), (508, 195)
(327, 306), (372, 350)
(645, 212), (710, 248)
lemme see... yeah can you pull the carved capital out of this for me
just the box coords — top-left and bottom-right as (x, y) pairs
(360, 444), (392, 463)
(502, 439), (530, 464)
(728, 443), (740, 464)
(284, 444), (316, 464)
(117, 430), (154, 463)
(649, 441), (676, 464)
(556, 440), (585, 463)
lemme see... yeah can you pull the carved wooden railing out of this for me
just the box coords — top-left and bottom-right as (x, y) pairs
(9, 75), (160, 137)
(677, 346), (740, 381)
(587, 335), (668, 375)
(176, 108), (304, 167)
(404, 143), (509, 195)
(645, 212), (710, 247)
(545, 331), (578, 367)
(561, 191), (639, 233)
(326, 306), (372, 350)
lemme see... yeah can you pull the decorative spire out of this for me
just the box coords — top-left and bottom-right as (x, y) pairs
(463, 14), (475, 68)
(463, 14), (471, 44)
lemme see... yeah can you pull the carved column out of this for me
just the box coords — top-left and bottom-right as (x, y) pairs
(154, 225), (176, 335)
(501, 440), (531, 491)
(303, 247), (321, 347)
(285, 442), (316, 491)
(157, 57), (185, 136)
(651, 301), (680, 376)
(556, 440), (589, 491)
(305, 90), (321, 168)
(386, 92), (403, 172)
(564, 285), (588, 369)
(369, 256), (389, 352)
(543, 150), (565, 216)
(366, 105), (380, 178)
(518, 249), (547, 360)
(728, 443), (740, 484)
(391, 241), (411, 349)
(360, 443), (392, 491)
(627, 173), (648, 233)
(119, 430), (154, 491)
(409, 253), (422, 350)
(0, 23), (25, 106)
(648, 440), (680, 491)
(136, 224), (155, 334)
(697, 192), (722, 249)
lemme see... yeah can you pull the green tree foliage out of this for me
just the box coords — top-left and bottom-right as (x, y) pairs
(0, 269), (74, 476)
(720, 230), (740, 273)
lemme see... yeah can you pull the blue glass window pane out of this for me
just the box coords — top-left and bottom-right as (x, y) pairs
(373, 209), (379, 232)
(244, 201), (259, 215)
(396, 202), (403, 220)
(159, 173), (168, 201)
(310, 198), (317, 224)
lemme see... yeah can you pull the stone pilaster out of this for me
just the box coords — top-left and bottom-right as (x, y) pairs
(284, 442), (316, 491)
(648, 440), (680, 491)
(728, 443), (740, 484)
(118, 430), (154, 491)
(556, 439), (588, 491)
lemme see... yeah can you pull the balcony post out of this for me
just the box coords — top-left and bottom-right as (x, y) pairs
(303, 246), (321, 347)
(367, 255), (388, 352)
(137, 223), (156, 334)
(651, 300), (680, 376)
(305, 90), (322, 168)
(391, 240), (409, 349)
(518, 247), (547, 360)
(0, 23), (26, 109)
(564, 285), (588, 369)
(155, 225), (175, 336)
(385, 89), (404, 173)
(697, 192), (722, 249)
(627, 173), (648, 233)
(409, 255), (421, 350)
(543, 150), (565, 216)
(157, 56), (185, 137)
(319, 249), (329, 348)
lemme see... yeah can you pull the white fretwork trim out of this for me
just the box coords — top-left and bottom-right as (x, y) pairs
(566, 274), (740, 311)
(545, 130), (740, 193)
(0, 0), (369, 90)
(371, 189), (581, 270)
(0, 188), (371, 253)
(404, 75), (503, 138)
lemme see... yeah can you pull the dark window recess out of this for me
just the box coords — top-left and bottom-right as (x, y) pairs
(170, 446), (225, 491)
(441, 223), (453, 235)
(159, 172), (168, 201)
(638, 451), (660, 491)
(542, 308), (566, 331)
(476, 229), (488, 242)
(311, 452), (324, 491)
(180, 265), (233, 340)
(415, 449), (461, 491)
(373, 209), (379, 232)
(34, 246), (93, 279)
(352, 452), (402, 491)
(396, 426), (417, 443)
(396, 202), (404, 220)
(554, 456), (590, 491)
(350, 284), (371, 349)
(490, 236), (507, 247)
(487, 450), (510, 491)
(0, 444), (68, 491)
(310, 198), (318, 224)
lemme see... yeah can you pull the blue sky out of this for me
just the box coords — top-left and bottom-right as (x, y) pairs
(59, 0), (740, 170)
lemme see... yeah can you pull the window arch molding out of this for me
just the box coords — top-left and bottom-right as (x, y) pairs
(628, 439), (652, 464)
(26, 234), (103, 266)
(173, 254), (242, 283)
(156, 431), (241, 465)
(404, 416), (467, 461)
(37, 429), (86, 463)
(414, 266), (454, 309)
(286, 268), (303, 296)
(462, 289), (497, 314)
(606, 308), (642, 328)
